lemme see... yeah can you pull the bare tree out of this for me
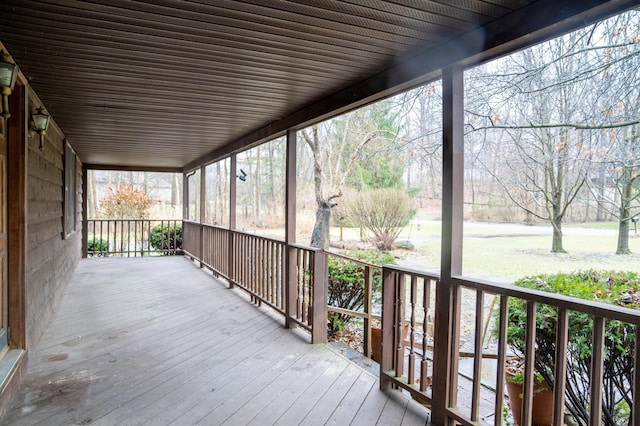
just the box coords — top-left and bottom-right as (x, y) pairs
(464, 16), (640, 252)
(302, 102), (403, 249)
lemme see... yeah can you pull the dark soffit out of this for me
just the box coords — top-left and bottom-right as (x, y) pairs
(0, 0), (634, 170)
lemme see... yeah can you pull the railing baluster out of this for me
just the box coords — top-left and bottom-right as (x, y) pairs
(300, 248), (306, 320)
(420, 277), (430, 392)
(408, 274), (417, 385)
(364, 265), (372, 359)
(134, 220), (138, 257)
(553, 308), (569, 426)
(395, 272), (406, 379)
(590, 316), (605, 426)
(113, 220), (118, 255)
(471, 289), (484, 421)
(495, 295), (508, 426)
(102, 220), (105, 252)
(522, 300), (537, 426)
(634, 325), (640, 426)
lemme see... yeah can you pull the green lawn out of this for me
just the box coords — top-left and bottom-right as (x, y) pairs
(330, 222), (640, 280)
(564, 221), (620, 230)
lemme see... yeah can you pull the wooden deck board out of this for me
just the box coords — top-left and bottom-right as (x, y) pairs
(1, 257), (430, 426)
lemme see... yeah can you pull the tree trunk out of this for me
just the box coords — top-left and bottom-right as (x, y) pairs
(616, 179), (633, 254)
(551, 225), (565, 253)
(311, 202), (331, 249)
(617, 218), (630, 254)
(551, 206), (566, 253)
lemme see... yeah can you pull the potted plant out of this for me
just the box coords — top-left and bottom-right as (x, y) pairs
(502, 270), (639, 426)
(503, 358), (554, 426)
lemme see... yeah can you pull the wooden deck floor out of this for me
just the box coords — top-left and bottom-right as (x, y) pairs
(1, 257), (430, 426)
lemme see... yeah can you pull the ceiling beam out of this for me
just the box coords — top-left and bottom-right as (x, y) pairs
(84, 163), (183, 173)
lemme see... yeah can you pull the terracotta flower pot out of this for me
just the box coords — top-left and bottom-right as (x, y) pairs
(505, 370), (554, 426)
(370, 324), (409, 363)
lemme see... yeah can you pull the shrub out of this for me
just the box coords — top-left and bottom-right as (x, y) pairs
(328, 249), (395, 336)
(348, 188), (415, 250)
(150, 223), (183, 255)
(100, 182), (153, 219)
(87, 238), (109, 256)
(504, 270), (640, 425)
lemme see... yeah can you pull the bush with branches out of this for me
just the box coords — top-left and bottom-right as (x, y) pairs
(504, 270), (640, 425)
(328, 250), (395, 336)
(100, 182), (153, 219)
(348, 188), (415, 250)
(150, 223), (183, 255)
(87, 238), (109, 256)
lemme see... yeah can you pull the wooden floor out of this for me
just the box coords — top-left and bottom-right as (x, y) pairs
(1, 257), (430, 426)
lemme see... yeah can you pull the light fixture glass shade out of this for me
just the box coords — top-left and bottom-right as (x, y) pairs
(32, 107), (50, 131)
(0, 51), (18, 90)
(0, 51), (19, 119)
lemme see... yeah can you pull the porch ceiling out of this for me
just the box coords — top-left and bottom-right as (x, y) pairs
(0, 0), (635, 170)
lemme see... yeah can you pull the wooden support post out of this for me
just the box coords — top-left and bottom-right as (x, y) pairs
(182, 172), (189, 221)
(432, 65), (464, 425)
(311, 249), (327, 344)
(82, 165), (88, 258)
(285, 129), (298, 329)
(228, 154), (237, 288)
(7, 80), (26, 350)
(199, 165), (206, 267)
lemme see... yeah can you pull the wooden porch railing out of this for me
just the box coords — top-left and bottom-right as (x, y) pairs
(380, 265), (438, 409)
(325, 252), (381, 359)
(381, 264), (640, 426)
(86, 219), (182, 257)
(182, 219), (640, 425)
(182, 221), (327, 343)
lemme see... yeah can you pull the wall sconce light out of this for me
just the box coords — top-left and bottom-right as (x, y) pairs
(30, 107), (50, 150)
(0, 50), (19, 119)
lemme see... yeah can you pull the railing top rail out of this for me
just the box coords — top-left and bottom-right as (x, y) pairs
(289, 243), (320, 252)
(230, 228), (285, 244)
(453, 276), (640, 324)
(383, 263), (440, 281)
(195, 223), (229, 231)
(88, 218), (182, 221)
(183, 221), (287, 245)
(327, 250), (386, 269)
